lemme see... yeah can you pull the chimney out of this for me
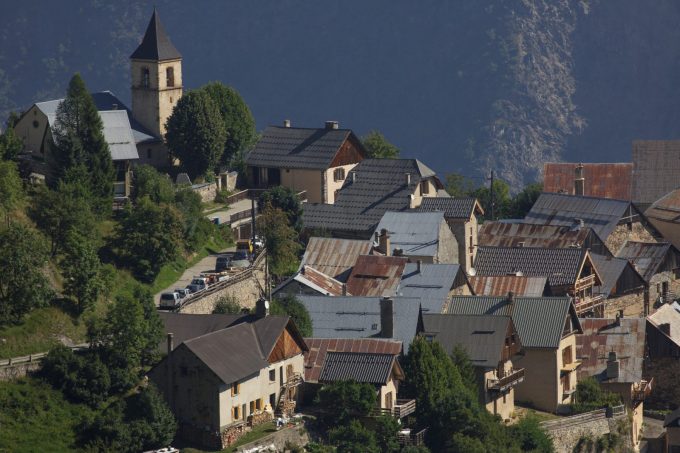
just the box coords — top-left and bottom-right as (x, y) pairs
(417, 260), (422, 273)
(351, 172), (357, 183)
(380, 297), (394, 338)
(283, 119), (291, 128)
(325, 120), (339, 130)
(660, 323), (671, 336)
(167, 333), (174, 355)
(342, 283), (348, 296)
(379, 229), (391, 256)
(507, 291), (515, 316)
(606, 351), (620, 379)
(405, 173), (411, 185)
(255, 297), (269, 318)
(574, 163), (585, 196)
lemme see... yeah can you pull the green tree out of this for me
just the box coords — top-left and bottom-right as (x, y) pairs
(61, 232), (104, 313)
(0, 161), (23, 226)
(271, 294), (313, 337)
(316, 380), (377, 427)
(371, 415), (401, 453)
(256, 203), (302, 277)
(572, 377), (621, 414)
(165, 90), (227, 179)
(52, 73), (114, 214)
(329, 419), (380, 453)
(201, 82), (257, 167)
(445, 173), (476, 198)
(0, 113), (23, 160)
(174, 188), (219, 252)
(0, 224), (53, 324)
(30, 182), (97, 256)
(133, 165), (175, 204)
(117, 197), (184, 282)
(469, 178), (512, 221)
(509, 415), (554, 453)
(450, 344), (478, 393)
(213, 296), (242, 314)
(509, 182), (543, 219)
(259, 186), (304, 232)
(361, 130), (399, 159)
(125, 384), (177, 451)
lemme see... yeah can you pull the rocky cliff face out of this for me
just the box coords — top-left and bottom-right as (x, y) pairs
(3, 1), (680, 190)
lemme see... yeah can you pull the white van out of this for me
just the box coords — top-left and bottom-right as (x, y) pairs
(159, 292), (181, 309)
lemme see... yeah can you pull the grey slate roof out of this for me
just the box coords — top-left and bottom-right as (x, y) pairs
(398, 262), (460, 313)
(589, 254), (640, 298)
(373, 211), (445, 258)
(473, 246), (588, 288)
(130, 9), (182, 61)
(524, 192), (632, 240)
(246, 126), (362, 170)
(319, 352), (395, 385)
(421, 314), (513, 368)
(616, 241), (674, 282)
(417, 197), (482, 219)
(445, 296), (580, 349)
(303, 158), (442, 236)
(299, 295), (422, 353)
(157, 312), (244, 352)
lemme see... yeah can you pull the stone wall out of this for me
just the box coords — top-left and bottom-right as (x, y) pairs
(234, 422), (309, 453)
(606, 222), (657, 255)
(192, 182), (218, 203)
(0, 361), (41, 381)
(603, 291), (646, 318)
(541, 409), (630, 453)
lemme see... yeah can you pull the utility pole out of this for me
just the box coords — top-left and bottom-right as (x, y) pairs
(488, 170), (495, 221)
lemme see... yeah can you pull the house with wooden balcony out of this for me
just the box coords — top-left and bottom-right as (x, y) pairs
(446, 294), (583, 413)
(576, 317), (651, 448)
(303, 338), (415, 419)
(473, 246), (606, 316)
(148, 304), (308, 450)
(419, 313), (524, 420)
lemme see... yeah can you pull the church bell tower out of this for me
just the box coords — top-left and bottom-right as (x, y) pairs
(130, 9), (182, 139)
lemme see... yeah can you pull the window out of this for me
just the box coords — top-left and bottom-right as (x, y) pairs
(425, 335), (434, 343)
(249, 401), (255, 415)
(420, 181), (430, 195)
(141, 67), (150, 88)
(231, 382), (240, 396)
(166, 67), (175, 87)
(269, 369), (276, 382)
(562, 345), (573, 366)
(233, 406), (240, 420)
(269, 393), (276, 408)
(146, 149), (152, 159)
(333, 168), (345, 182)
(256, 398), (262, 410)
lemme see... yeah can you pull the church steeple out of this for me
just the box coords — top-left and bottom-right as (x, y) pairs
(130, 9), (183, 141)
(130, 9), (181, 61)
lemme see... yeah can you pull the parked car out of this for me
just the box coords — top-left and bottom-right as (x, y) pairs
(253, 235), (264, 250)
(236, 239), (254, 257)
(160, 292), (181, 309)
(232, 251), (251, 268)
(174, 288), (190, 299)
(186, 277), (209, 294)
(215, 255), (232, 272)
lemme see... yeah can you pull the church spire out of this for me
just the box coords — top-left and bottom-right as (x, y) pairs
(130, 8), (182, 61)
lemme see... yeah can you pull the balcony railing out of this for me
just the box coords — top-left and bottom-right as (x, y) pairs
(397, 428), (427, 447)
(574, 274), (596, 292)
(488, 368), (525, 392)
(632, 378), (653, 403)
(370, 399), (417, 419)
(574, 294), (606, 315)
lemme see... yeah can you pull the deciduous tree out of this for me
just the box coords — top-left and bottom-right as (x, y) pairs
(329, 419), (380, 453)
(133, 165), (175, 204)
(271, 295), (312, 337)
(316, 380), (377, 427)
(256, 203), (301, 277)
(259, 186), (303, 232)
(361, 130), (399, 159)
(0, 161), (23, 226)
(0, 113), (23, 160)
(165, 90), (227, 179)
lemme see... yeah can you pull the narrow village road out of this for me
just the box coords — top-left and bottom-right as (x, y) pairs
(206, 198), (253, 224)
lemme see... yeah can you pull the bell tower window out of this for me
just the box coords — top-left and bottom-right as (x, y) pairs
(166, 67), (175, 87)
(142, 67), (150, 88)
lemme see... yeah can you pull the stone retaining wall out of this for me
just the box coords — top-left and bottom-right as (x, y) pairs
(192, 182), (218, 203)
(0, 361), (41, 381)
(234, 423), (309, 453)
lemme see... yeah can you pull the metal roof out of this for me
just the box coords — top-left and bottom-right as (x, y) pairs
(445, 296), (580, 349)
(524, 192), (632, 240)
(130, 9), (182, 61)
(319, 352), (396, 385)
(157, 312), (244, 352)
(98, 111), (140, 161)
(374, 211), (445, 258)
(473, 246), (590, 288)
(303, 158), (443, 236)
(301, 237), (372, 281)
(346, 255), (407, 297)
(645, 188), (680, 224)
(648, 304), (680, 347)
(543, 163), (633, 200)
(417, 197), (483, 219)
(292, 266), (349, 296)
(421, 314), (514, 369)
(589, 254), (645, 298)
(478, 222), (598, 249)
(398, 263), (461, 313)
(246, 126), (362, 170)
(299, 295), (422, 353)
(304, 338), (402, 383)
(632, 140), (680, 206)
(576, 318), (646, 384)
(616, 241), (674, 282)
(469, 275), (548, 297)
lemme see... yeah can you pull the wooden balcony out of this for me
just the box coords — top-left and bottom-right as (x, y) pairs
(574, 294), (606, 315)
(488, 368), (525, 392)
(397, 428), (427, 447)
(370, 398), (416, 419)
(632, 378), (653, 403)
(561, 360), (582, 373)
(574, 274), (596, 292)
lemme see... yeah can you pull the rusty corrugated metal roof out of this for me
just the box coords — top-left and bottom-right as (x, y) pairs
(295, 266), (350, 296)
(616, 241), (673, 282)
(633, 141), (680, 206)
(303, 337), (402, 383)
(478, 222), (595, 249)
(576, 318), (645, 383)
(301, 237), (373, 280)
(346, 255), (408, 297)
(544, 163), (632, 200)
(645, 187), (680, 224)
(469, 275), (548, 297)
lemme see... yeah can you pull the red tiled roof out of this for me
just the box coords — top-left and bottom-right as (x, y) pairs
(346, 255), (407, 297)
(303, 338), (402, 383)
(543, 163), (632, 201)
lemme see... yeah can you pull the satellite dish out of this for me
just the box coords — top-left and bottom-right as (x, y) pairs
(467, 267), (477, 277)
